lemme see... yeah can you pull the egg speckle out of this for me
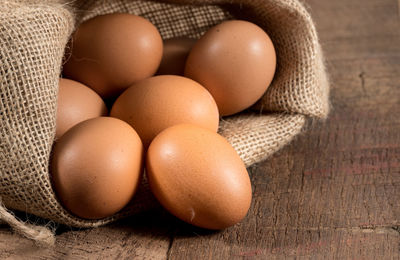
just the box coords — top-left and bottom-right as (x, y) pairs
(185, 20), (276, 116)
(146, 124), (252, 229)
(63, 13), (163, 99)
(110, 75), (219, 147)
(51, 117), (143, 219)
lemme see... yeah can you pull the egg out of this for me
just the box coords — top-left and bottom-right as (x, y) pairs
(63, 13), (163, 99)
(146, 124), (252, 229)
(51, 117), (143, 219)
(56, 78), (108, 139)
(185, 20), (276, 116)
(156, 37), (197, 76)
(110, 75), (219, 147)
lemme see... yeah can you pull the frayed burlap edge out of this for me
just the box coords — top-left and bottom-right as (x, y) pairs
(0, 0), (328, 245)
(0, 1), (75, 246)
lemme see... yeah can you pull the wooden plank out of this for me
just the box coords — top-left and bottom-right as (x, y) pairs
(168, 0), (400, 258)
(0, 0), (399, 259)
(168, 229), (399, 259)
(305, 0), (400, 60)
(0, 211), (172, 259)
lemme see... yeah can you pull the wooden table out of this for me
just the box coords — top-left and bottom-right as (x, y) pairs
(1, 0), (399, 258)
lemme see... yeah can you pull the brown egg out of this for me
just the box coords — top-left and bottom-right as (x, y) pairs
(51, 117), (143, 219)
(63, 13), (163, 99)
(156, 37), (197, 76)
(110, 75), (219, 147)
(185, 20), (276, 116)
(56, 78), (108, 139)
(146, 124), (252, 229)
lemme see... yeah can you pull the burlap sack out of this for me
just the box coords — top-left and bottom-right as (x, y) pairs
(0, 0), (329, 245)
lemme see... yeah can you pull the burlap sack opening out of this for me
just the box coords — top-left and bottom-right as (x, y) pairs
(0, 0), (329, 244)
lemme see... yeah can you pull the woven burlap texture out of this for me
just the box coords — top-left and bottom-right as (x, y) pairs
(0, 0), (329, 244)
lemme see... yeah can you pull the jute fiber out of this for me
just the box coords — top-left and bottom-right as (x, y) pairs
(0, 0), (329, 245)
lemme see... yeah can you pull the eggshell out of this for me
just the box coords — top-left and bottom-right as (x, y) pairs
(51, 117), (143, 219)
(156, 37), (196, 76)
(56, 78), (108, 139)
(110, 75), (219, 147)
(185, 20), (276, 116)
(146, 124), (252, 229)
(63, 13), (163, 99)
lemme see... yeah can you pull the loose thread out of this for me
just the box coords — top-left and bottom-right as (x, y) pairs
(0, 199), (55, 247)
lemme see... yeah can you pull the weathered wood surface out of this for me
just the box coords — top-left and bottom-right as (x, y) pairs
(1, 0), (399, 258)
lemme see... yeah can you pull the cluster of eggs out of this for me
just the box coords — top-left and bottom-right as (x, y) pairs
(52, 13), (276, 229)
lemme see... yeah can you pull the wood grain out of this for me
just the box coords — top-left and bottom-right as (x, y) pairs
(0, 210), (174, 259)
(1, 0), (399, 259)
(167, 0), (400, 258)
